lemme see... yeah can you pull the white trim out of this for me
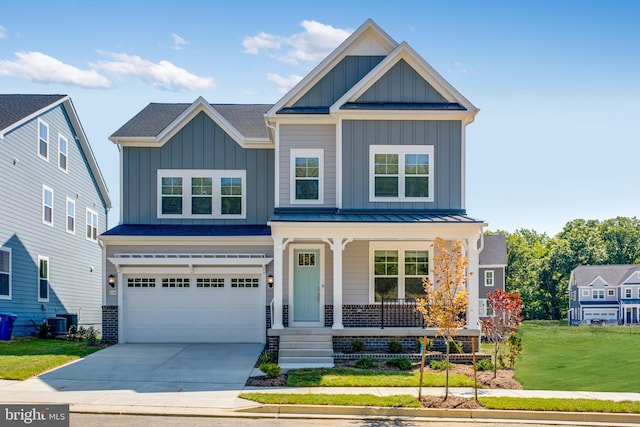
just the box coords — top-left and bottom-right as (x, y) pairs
(289, 148), (324, 204)
(592, 289), (605, 300)
(37, 255), (49, 302)
(37, 119), (49, 161)
(65, 197), (76, 234)
(369, 145), (434, 202)
(484, 269), (495, 287)
(57, 133), (69, 173)
(0, 247), (11, 300)
(274, 123), (280, 208)
(42, 185), (54, 226)
(288, 244), (325, 327)
(86, 208), (99, 242)
(109, 253), (272, 267)
(582, 289), (590, 297)
(336, 119), (343, 209)
(157, 169), (246, 219)
(460, 121), (466, 209)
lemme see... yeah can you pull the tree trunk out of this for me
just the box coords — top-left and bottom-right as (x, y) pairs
(445, 338), (450, 400)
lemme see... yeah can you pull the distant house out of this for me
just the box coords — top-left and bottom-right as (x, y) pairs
(0, 95), (110, 336)
(478, 234), (507, 317)
(568, 264), (640, 325)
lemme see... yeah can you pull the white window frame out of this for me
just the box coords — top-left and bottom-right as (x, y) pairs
(58, 133), (68, 173)
(592, 289), (605, 300)
(369, 241), (433, 303)
(625, 288), (632, 299)
(157, 169), (246, 219)
(369, 145), (434, 202)
(479, 298), (487, 317)
(607, 289), (615, 297)
(484, 270), (495, 287)
(37, 119), (49, 161)
(66, 197), (75, 234)
(290, 149), (324, 204)
(42, 185), (54, 226)
(581, 289), (589, 297)
(86, 208), (98, 242)
(38, 255), (49, 302)
(0, 247), (11, 300)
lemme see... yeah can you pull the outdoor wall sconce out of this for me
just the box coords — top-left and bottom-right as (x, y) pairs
(267, 274), (274, 288)
(108, 275), (117, 289)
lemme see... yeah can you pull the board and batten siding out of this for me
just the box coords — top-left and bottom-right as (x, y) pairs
(341, 120), (463, 210)
(122, 111), (274, 225)
(342, 240), (370, 304)
(278, 124), (336, 208)
(293, 56), (386, 108)
(0, 104), (107, 334)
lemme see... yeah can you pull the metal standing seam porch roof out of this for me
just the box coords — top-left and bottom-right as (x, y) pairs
(270, 209), (483, 223)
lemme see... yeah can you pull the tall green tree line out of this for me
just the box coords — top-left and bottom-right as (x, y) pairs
(494, 216), (640, 320)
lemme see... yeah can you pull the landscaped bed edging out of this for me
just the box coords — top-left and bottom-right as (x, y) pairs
(334, 352), (490, 364)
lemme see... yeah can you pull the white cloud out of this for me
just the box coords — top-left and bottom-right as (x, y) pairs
(171, 33), (189, 50)
(0, 26), (6, 39)
(243, 20), (351, 66)
(94, 52), (215, 91)
(267, 73), (303, 93)
(0, 51), (112, 88)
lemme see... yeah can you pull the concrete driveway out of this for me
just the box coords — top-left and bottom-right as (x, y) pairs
(0, 343), (264, 410)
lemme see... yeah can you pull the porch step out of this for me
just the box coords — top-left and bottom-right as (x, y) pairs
(278, 331), (334, 368)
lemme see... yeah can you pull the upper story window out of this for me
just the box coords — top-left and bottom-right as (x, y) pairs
(582, 289), (589, 297)
(484, 270), (495, 286)
(86, 209), (98, 242)
(290, 149), (323, 204)
(38, 256), (49, 302)
(625, 288), (632, 298)
(593, 289), (604, 300)
(58, 134), (68, 172)
(157, 170), (245, 219)
(42, 185), (54, 226)
(38, 119), (49, 161)
(0, 248), (11, 300)
(607, 289), (615, 297)
(66, 198), (75, 234)
(370, 242), (431, 302)
(369, 145), (434, 202)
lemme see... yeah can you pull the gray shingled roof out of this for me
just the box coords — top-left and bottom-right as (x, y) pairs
(0, 94), (66, 132)
(111, 103), (272, 140)
(572, 264), (640, 286)
(480, 234), (507, 266)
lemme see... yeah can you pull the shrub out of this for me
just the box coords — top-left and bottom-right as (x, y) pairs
(387, 339), (403, 354)
(350, 339), (365, 352)
(259, 362), (281, 378)
(386, 357), (413, 370)
(415, 337), (433, 352)
(258, 352), (276, 365)
(355, 357), (378, 369)
(429, 360), (450, 371)
(38, 322), (50, 339)
(85, 326), (98, 346)
(477, 358), (494, 372)
(67, 325), (79, 341)
(506, 332), (523, 368)
(449, 339), (464, 354)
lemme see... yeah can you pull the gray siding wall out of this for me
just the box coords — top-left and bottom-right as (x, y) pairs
(279, 124), (336, 207)
(122, 111), (274, 224)
(293, 56), (385, 107)
(342, 120), (463, 210)
(479, 267), (505, 299)
(0, 105), (107, 334)
(343, 240), (369, 304)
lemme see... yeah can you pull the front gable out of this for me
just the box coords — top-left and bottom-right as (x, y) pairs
(586, 276), (609, 288)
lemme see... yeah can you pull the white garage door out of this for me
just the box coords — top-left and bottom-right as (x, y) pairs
(123, 275), (264, 343)
(583, 309), (617, 320)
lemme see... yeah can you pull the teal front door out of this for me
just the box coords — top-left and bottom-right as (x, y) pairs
(293, 248), (321, 324)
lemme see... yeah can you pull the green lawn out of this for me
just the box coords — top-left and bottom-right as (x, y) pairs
(0, 337), (102, 380)
(514, 321), (640, 392)
(287, 367), (475, 387)
(241, 393), (421, 407)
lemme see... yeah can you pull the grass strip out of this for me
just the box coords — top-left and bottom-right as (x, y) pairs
(240, 393), (421, 407)
(480, 396), (640, 414)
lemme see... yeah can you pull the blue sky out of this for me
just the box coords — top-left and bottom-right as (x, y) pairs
(2, 1), (639, 235)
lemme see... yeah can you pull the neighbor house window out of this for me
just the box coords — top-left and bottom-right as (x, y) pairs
(157, 170), (245, 218)
(370, 145), (434, 202)
(593, 289), (604, 300)
(42, 185), (54, 225)
(58, 134), (68, 172)
(38, 119), (49, 160)
(66, 198), (75, 234)
(371, 243), (431, 302)
(479, 299), (487, 317)
(582, 289), (589, 297)
(86, 209), (98, 242)
(290, 149), (323, 203)
(484, 270), (494, 286)
(625, 288), (632, 298)
(38, 256), (49, 302)
(607, 289), (615, 297)
(0, 248), (11, 299)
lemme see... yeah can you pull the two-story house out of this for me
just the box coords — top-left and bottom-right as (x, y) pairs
(0, 94), (110, 336)
(102, 20), (488, 366)
(478, 234), (507, 317)
(568, 264), (640, 325)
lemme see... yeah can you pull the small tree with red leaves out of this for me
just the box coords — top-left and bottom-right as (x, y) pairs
(479, 289), (523, 378)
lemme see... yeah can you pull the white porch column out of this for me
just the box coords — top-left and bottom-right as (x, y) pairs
(323, 237), (352, 329)
(466, 233), (481, 330)
(272, 238), (284, 329)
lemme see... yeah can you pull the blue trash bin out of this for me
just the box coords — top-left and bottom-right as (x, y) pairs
(0, 312), (17, 340)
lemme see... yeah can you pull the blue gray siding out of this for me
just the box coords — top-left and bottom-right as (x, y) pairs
(479, 267), (505, 299)
(341, 120), (463, 210)
(0, 105), (107, 334)
(293, 56), (385, 108)
(278, 124), (336, 207)
(122, 111), (274, 225)
(356, 59), (448, 103)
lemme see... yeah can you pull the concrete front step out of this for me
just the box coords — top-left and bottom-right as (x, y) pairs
(278, 348), (333, 358)
(279, 341), (333, 350)
(279, 334), (332, 343)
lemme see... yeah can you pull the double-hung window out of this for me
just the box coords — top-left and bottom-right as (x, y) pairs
(38, 256), (49, 302)
(371, 242), (431, 302)
(58, 134), (68, 172)
(593, 289), (605, 300)
(484, 270), (494, 286)
(370, 145), (434, 202)
(290, 149), (323, 204)
(86, 209), (98, 242)
(625, 288), (632, 298)
(42, 185), (54, 226)
(38, 119), (49, 160)
(0, 248), (10, 299)
(66, 197), (75, 234)
(157, 170), (245, 218)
